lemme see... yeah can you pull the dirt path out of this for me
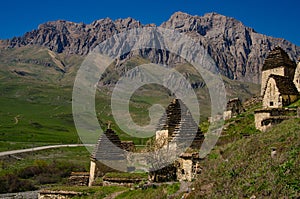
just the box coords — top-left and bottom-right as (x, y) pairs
(169, 181), (191, 198)
(0, 144), (93, 157)
(103, 190), (126, 199)
(0, 191), (39, 199)
(14, 115), (20, 124)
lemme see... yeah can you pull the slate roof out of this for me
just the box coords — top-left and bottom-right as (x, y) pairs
(269, 74), (299, 95)
(92, 128), (125, 161)
(156, 99), (204, 149)
(262, 47), (296, 71)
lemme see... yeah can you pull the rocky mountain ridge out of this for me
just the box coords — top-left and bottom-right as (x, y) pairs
(1, 12), (300, 83)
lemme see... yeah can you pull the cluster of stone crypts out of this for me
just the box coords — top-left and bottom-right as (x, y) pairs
(255, 46), (300, 131)
(88, 98), (207, 185)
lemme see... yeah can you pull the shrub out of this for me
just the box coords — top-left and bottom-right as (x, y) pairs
(0, 174), (36, 193)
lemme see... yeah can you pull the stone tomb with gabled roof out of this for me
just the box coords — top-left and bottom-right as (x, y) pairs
(88, 127), (135, 186)
(263, 74), (299, 108)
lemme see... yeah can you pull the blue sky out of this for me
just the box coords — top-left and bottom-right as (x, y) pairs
(1, 0), (299, 46)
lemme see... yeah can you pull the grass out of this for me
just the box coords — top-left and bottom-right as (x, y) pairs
(0, 81), (79, 151)
(0, 146), (90, 176)
(48, 182), (180, 199)
(115, 183), (180, 199)
(189, 118), (300, 198)
(288, 98), (300, 108)
(0, 146), (90, 193)
(215, 102), (262, 146)
(48, 186), (128, 199)
(103, 172), (148, 180)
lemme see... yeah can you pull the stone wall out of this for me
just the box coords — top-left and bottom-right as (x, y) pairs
(176, 158), (193, 181)
(261, 67), (285, 96)
(89, 159), (127, 186)
(155, 130), (168, 146)
(88, 161), (96, 186)
(175, 153), (202, 182)
(254, 108), (297, 132)
(38, 190), (84, 199)
(67, 172), (89, 186)
(293, 62), (300, 92)
(263, 78), (281, 108)
(223, 111), (232, 121)
(149, 164), (177, 182)
(102, 177), (143, 187)
(243, 96), (262, 108)
(223, 98), (245, 120)
(120, 141), (135, 152)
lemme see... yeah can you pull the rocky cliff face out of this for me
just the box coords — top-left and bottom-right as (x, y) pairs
(1, 12), (300, 83)
(1, 17), (143, 55)
(161, 12), (300, 83)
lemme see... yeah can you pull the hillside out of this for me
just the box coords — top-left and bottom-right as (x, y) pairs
(10, 102), (297, 198)
(189, 109), (300, 198)
(0, 43), (260, 151)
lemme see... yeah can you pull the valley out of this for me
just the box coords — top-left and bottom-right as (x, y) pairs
(0, 11), (299, 198)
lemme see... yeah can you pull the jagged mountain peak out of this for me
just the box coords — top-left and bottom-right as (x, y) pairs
(1, 12), (299, 84)
(161, 11), (253, 35)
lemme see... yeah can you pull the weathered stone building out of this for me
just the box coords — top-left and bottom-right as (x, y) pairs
(88, 128), (135, 186)
(151, 99), (204, 182)
(155, 99), (204, 150)
(175, 153), (202, 182)
(67, 172), (89, 186)
(260, 46), (296, 96)
(223, 98), (245, 120)
(254, 108), (298, 132)
(261, 47), (299, 108)
(263, 75), (299, 108)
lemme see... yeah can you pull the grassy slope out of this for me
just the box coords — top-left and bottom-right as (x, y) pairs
(0, 46), (259, 151)
(189, 115), (300, 198)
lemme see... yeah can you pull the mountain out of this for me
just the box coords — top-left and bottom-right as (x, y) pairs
(162, 12), (300, 83)
(1, 12), (299, 84)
